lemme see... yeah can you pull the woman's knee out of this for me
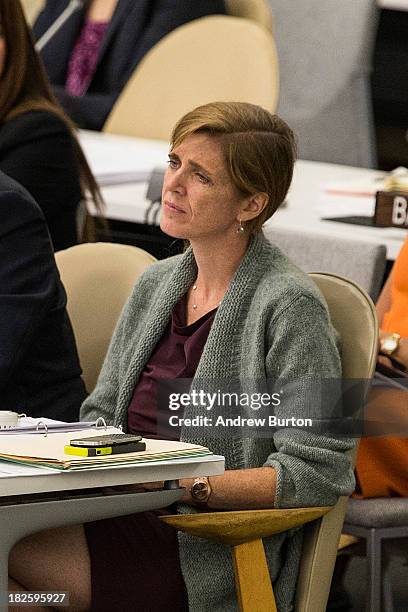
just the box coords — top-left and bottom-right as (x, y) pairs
(9, 524), (91, 611)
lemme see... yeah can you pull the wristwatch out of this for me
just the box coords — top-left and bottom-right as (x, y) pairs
(380, 332), (401, 356)
(190, 477), (212, 505)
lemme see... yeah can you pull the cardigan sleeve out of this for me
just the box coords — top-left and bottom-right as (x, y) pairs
(263, 294), (356, 508)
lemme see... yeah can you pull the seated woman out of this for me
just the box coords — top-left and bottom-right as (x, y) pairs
(9, 102), (355, 612)
(33, 0), (227, 130)
(354, 236), (408, 498)
(0, 0), (103, 252)
(0, 170), (87, 421)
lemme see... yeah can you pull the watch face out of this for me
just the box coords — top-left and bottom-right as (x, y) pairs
(383, 337), (398, 352)
(192, 481), (209, 501)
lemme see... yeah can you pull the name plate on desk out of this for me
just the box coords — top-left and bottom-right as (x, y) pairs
(374, 191), (408, 227)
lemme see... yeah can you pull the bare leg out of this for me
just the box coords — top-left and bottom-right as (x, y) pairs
(9, 524), (91, 612)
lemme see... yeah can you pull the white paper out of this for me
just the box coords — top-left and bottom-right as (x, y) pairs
(0, 462), (60, 478)
(0, 428), (211, 471)
(316, 194), (376, 216)
(323, 174), (385, 197)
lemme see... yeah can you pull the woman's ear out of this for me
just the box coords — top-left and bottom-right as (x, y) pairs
(239, 193), (269, 222)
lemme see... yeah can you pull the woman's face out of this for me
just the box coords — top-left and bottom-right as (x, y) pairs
(161, 133), (246, 242)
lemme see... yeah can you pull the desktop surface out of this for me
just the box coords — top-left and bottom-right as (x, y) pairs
(0, 455), (225, 497)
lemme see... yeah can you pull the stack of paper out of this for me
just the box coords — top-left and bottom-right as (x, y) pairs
(318, 168), (408, 218)
(318, 176), (384, 217)
(0, 427), (211, 471)
(383, 166), (408, 193)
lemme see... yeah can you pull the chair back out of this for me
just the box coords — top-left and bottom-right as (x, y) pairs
(264, 226), (387, 301)
(55, 242), (156, 392)
(295, 272), (378, 611)
(269, 0), (378, 166)
(20, 0), (44, 24)
(225, 0), (273, 32)
(104, 16), (279, 140)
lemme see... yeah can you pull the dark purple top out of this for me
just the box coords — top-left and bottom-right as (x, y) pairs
(65, 19), (109, 96)
(127, 296), (216, 440)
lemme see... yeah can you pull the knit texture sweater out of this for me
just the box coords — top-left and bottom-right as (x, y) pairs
(81, 232), (355, 611)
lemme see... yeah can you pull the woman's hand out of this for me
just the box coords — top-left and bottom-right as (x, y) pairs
(377, 354), (394, 369)
(379, 331), (408, 371)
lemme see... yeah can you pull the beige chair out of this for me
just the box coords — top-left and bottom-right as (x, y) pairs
(104, 15), (279, 140)
(225, 0), (273, 32)
(55, 242), (156, 392)
(20, 0), (44, 24)
(162, 273), (378, 612)
(263, 226), (387, 301)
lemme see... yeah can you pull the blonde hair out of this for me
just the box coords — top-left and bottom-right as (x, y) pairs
(171, 101), (297, 233)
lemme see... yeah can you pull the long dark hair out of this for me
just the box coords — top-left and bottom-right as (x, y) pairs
(0, 0), (104, 235)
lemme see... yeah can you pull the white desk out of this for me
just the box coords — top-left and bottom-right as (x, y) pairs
(269, 160), (407, 261)
(96, 159), (407, 261)
(0, 454), (224, 497)
(0, 455), (224, 610)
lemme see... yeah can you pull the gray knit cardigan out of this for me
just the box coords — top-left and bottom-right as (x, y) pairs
(80, 232), (355, 612)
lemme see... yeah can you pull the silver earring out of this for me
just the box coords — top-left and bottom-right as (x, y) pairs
(237, 219), (245, 234)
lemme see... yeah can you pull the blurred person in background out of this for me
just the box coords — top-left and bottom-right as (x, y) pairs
(34, 0), (227, 130)
(0, 170), (87, 421)
(328, 237), (408, 611)
(0, 0), (103, 251)
(354, 236), (408, 498)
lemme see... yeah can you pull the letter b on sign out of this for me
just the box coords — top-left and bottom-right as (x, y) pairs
(392, 196), (408, 226)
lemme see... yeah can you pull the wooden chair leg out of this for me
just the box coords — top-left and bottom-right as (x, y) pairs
(232, 538), (277, 612)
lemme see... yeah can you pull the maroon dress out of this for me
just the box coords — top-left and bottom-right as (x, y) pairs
(84, 298), (216, 611)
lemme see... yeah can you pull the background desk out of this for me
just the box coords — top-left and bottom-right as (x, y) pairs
(0, 455), (223, 609)
(270, 160), (406, 261)
(80, 131), (406, 261)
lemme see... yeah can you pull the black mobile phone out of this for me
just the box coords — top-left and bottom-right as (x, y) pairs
(70, 433), (143, 448)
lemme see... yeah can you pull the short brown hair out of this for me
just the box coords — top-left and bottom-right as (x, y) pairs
(171, 101), (297, 233)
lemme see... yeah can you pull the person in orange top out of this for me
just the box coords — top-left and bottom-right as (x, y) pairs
(354, 236), (408, 498)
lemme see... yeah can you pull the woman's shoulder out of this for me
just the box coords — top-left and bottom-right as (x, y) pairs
(0, 171), (47, 235)
(254, 234), (329, 315)
(0, 170), (40, 209)
(1, 110), (70, 142)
